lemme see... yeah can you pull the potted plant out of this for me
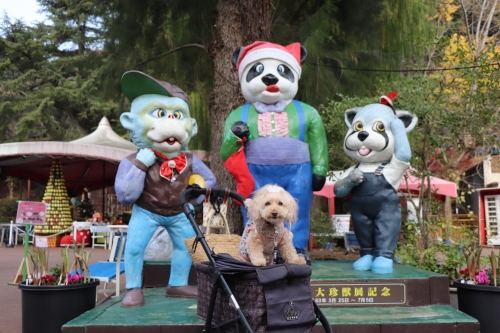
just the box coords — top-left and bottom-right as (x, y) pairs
(454, 248), (500, 333)
(18, 242), (99, 333)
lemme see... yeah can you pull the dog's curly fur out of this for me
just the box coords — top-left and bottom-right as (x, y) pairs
(241, 185), (306, 266)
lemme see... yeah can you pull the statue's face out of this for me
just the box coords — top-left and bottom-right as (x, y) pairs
(120, 94), (197, 154)
(343, 104), (417, 163)
(344, 105), (397, 163)
(239, 58), (299, 104)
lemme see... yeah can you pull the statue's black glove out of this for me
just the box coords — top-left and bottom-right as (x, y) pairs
(231, 121), (250, 139)
(312, 174), (326, 191)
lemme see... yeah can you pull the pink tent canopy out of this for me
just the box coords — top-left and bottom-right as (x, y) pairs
(314, 171), (457, 199)
(399, 171), (457, 198)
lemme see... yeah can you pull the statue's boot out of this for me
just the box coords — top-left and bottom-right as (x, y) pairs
(353, 254), (374, 271)
(121, 288), (145, 308)
(371, 256), (393, 274)
(165, 285), (198, 298)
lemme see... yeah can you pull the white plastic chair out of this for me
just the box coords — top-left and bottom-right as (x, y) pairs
(90, 225), (111, 249)
(87, 235), (126, 297)
(13, 223), (35, 246)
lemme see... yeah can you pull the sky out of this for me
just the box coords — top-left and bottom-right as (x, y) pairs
(1, 0), (47, 25)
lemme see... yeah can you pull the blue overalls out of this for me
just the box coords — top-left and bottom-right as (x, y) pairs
(240, 102), (313, 251)
(350, 163), (401, 259)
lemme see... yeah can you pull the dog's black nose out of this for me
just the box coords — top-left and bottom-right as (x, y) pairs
(272, 212), (278, 218)
(357, 131), (369, 141)
(262, 74), (279, 86)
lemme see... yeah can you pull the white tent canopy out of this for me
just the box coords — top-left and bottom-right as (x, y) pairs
(71, 116), (136, 151)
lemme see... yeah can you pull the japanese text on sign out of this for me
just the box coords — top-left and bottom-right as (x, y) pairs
(310, 283), (405, 306)
(16, 201), (48, 225)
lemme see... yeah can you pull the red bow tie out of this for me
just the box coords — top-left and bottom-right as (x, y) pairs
(153, 150), (187, 181)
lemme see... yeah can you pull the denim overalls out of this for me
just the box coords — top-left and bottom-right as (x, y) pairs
(350, 163), (401, 259)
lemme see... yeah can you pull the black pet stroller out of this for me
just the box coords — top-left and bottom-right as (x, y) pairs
(181, 187), (332, 333)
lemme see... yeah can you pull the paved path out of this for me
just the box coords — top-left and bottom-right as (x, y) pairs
(0, 243), (125, 333)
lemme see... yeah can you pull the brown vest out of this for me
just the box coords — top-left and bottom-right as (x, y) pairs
(126, 152), (193, 216)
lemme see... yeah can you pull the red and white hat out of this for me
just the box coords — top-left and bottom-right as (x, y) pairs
(234, 41), (303, 81)
(380, 92), (397, 108)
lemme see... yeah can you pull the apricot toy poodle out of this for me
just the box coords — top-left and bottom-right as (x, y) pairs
(239, 184), (307, 266)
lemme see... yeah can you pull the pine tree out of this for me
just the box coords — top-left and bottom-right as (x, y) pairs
(78, 189), (94, 219)
(0, 2), (118, 143)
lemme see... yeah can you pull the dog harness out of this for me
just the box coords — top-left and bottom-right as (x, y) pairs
(239, 224), (287, 266)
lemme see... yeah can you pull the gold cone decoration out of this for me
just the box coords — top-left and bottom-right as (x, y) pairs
(34, 160), (73, 234)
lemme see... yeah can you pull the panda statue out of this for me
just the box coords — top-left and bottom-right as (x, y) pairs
(220, 41), (329, 256)
(334, 93), (417, 274)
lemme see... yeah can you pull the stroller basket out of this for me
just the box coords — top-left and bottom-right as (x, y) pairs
(197, 261), (267, 332)
(197, 255), (320, 333)
(181, 187), (331, 333)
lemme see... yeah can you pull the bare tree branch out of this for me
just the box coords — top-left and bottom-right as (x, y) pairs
(460, 1), (474, 51)
(137, 43), (206, 66)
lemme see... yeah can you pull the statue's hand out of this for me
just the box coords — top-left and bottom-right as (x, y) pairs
(347, 168), (364, 186)
(136, 148), (156, 167)
(231, 121), (250, 139)
(312, 174), (326, 191)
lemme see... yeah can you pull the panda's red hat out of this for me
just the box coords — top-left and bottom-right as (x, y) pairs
(235, 41), (303, 81)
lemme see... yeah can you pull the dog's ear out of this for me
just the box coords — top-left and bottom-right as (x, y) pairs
(284, 194), (299, 224)
(244, 198), (252, 209)
(244, 198), (256, 221)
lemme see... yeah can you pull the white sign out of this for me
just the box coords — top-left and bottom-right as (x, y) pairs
(35, 236), (48, 248)
(332, 214), (351, 236)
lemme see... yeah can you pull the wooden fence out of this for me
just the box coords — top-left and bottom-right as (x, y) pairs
(427, 214), (479, 242)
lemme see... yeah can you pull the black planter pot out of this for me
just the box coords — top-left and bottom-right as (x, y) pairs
(454, 279), (500, 333)
(18, 279), (99, 333)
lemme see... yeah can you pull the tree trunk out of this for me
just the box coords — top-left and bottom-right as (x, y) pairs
(443, 195), (453, 240)
(207, 0), (271, 235)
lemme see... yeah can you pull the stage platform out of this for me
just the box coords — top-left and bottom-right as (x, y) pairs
(310, 260), (450, 307)
(62, 260), (479, 333)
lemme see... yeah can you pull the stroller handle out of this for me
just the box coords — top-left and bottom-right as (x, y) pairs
(180, 187), (245, 214)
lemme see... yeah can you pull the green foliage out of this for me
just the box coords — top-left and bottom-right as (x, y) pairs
(396, 224), (478, 285)
(272, 0), (436, 105)
(320, 56), (500, 246)
(0, 5), (119, 143)
(487, 268), (500, 287)
(95, 0), (216, 151)
(487, 251), (500, 287)
(0, 196), (19, 220)
(50, 264), (62, 283)
(310, 210), (336, 250)
(0, 0), (437, 151)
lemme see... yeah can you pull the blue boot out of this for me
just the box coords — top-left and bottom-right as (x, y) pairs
(371, 256), (393, 274)
(353, 255), (374, 271)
